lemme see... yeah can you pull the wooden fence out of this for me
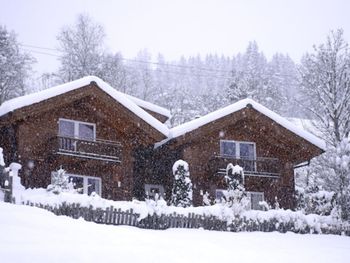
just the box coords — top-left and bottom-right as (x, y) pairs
(24, 201), (350, 235)
(25, 201), (227, 231)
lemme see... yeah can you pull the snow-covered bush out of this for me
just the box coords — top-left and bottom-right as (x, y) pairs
(296, 186), (336, 216)
(223, 163), (249, 215)
(170, 160), (192, 207)
(47, 168), (72, 194)
(202, 191), (212, 206)
(0, 147), (5, 167)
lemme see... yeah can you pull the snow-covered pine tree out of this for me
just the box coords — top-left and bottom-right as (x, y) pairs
(224, 163), (248, 214)
(47, 167), (71, 194)
(227, 41), (268, 103)
(171, 160), (192, 207)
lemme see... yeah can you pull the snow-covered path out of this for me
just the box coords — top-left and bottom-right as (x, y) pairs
(0, 202), (349, 263)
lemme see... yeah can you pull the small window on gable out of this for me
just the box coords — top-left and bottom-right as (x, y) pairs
(59, 119), (96, 141)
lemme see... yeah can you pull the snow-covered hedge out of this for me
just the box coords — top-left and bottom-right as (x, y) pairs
(16, 188), (350, 235)
(295, 187), (336, 216)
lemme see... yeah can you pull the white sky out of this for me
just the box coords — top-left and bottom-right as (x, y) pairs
(1, 0), (349, 74)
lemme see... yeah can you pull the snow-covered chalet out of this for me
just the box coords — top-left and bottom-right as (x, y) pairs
(0, 76), (325, 209)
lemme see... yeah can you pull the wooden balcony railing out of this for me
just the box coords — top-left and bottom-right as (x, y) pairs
(55, 135), (122, 163)
(208, 155), (282, 178)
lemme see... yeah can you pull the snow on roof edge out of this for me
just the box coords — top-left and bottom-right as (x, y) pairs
(169, 98), (326, 151)
(0, 76), (169, 137)
(124, 94), (171, 118)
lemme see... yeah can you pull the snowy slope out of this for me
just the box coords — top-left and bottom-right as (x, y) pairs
(0, 202), (349, 263)
(0, 76), (169, 137)
(169, 98), (326, 150)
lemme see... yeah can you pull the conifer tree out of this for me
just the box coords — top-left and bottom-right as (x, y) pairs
(224, 164), (248, 214)
(47, 167), (71, 194)
(171, 160), (192, 207)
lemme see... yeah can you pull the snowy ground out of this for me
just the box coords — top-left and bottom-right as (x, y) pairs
(0, 202), (349, 263)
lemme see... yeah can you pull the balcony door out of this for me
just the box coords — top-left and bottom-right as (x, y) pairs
(220, 140), (256, 171)
(59, 119), (96, 140)
(58, 119), (96, 152)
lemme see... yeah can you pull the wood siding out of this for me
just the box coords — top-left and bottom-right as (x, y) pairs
(0, 83), (165, 201)
(153, 107), (323, 209)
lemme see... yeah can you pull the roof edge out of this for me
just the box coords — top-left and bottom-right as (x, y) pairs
(169, 98), (326, 151)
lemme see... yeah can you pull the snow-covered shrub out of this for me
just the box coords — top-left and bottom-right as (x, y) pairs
(0, 147), (5, 167)
(47, 168), (72, 194)
(223, 163), (249, 215)
(296, 186), (336, 216)
(202, 191), (212, 206)
(170, 160), (192, 207)
(296, 136), (350, 222)
(145, 193), (168, 216)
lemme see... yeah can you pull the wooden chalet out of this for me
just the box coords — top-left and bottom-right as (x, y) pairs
(0, 77), (325, 209)
(147, 100), (325, 209)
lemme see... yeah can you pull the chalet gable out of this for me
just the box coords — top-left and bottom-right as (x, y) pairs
(159, 99), (325, 164)
(0, 76), (169, 141)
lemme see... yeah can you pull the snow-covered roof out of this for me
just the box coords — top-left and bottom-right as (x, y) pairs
(0, 76), (169, 137)
(124, 94), (171, 119)
(169, 98), (326, 151)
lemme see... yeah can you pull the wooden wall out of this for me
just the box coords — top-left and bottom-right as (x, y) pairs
(154, 107), (322, 208)
(0, 83), (164, 201)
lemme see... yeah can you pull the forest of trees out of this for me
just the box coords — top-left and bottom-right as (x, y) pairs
(1, 14), (349, 220)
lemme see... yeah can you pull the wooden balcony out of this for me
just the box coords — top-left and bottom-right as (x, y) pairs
(54, 136), (122, 163)
(208, 155), (282, 178)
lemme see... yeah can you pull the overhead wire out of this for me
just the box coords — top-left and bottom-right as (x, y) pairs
(19, 43), (234, 78)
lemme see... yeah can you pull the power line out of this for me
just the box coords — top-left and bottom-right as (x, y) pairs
(19, 42), (233, 74)
(22, 48), (60, 57)
(19, 43), (59, 52)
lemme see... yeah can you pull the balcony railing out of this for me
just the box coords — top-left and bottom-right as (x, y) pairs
(208, 155), (282, 178)
(55, 135), (122, 163)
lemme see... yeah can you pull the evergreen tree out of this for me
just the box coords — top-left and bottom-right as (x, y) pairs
(171, 160), (192, 207)
(47, 168), (72, 194)
(224, 163), (246, 205)
(0, 26), (34, 104)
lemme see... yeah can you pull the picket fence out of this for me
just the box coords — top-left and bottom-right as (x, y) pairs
(24, 201), (227, 231)
(24, 201), (350, 235)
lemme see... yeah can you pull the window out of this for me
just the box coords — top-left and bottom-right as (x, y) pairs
(145, 184), (165, 198)
(220, 140), (256, 171)
(247, 192), (264, 210)
(51, 172), (101, 196)
(215, 189), (264, 210)
(59, 118), (96, 141)
(220, 140), (255, 159)
(215, 189), (227, 201)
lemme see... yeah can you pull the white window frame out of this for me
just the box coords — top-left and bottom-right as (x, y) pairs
(215, 189), (264, 210)
(246, 191), (264, 210)
(58, 118), (96, 141)
(220, 140), (256, 160)
(144, 184), (165, 198)
(215, 189), (228, 202)
(51, 172), (102, 196)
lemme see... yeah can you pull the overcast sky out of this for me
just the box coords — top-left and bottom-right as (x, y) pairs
(1, 0), (349, 74)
